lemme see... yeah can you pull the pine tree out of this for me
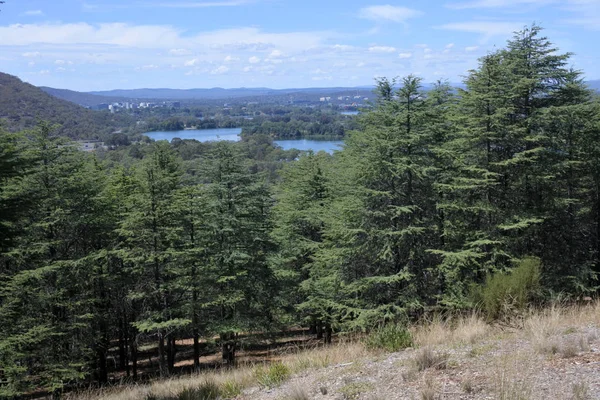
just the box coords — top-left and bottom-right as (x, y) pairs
(119, 141), (189, 377)
(201, 142), (276, 363)
(272, 151), (333, 337)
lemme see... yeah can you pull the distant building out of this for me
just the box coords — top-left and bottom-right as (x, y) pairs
(76, 140), (107, 152)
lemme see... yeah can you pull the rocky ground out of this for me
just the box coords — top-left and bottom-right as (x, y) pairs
(245, 308), (600, 400)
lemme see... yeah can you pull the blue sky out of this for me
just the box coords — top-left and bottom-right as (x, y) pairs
(1, 0), (598, 91)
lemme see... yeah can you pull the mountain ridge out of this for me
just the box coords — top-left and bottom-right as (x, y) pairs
(0, 72), (132, 139)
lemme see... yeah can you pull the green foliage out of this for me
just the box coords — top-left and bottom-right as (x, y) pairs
(2, 24), (600, 396)
(472, 257), (542, 319)
(364, 323), (413, 352)
(254, 362), (291, 388)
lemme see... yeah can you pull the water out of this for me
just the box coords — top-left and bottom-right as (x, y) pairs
(144, 128), (344, 154)
(340, 111), (359, 116)
(144, 128), (241, 142)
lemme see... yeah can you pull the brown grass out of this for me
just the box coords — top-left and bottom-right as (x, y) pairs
(67, 338), (371, 400)
(413, 312), (489, 347)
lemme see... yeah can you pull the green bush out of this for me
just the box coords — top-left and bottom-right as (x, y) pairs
(254, 362), (291, 388)
(474, 257), (541, 320)
(365, 323), (413, 352)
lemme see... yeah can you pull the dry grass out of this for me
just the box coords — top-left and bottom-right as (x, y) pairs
(492, 353), (534, 400)
(412, 347), (450, 372)
(283, 384), (310, 400)
(419, 376), (438, 400)
(413, 312), (490, 347)
(68, 338), (371, 400)
(67, 301), (600, 400)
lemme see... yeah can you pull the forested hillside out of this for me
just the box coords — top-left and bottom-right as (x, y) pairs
(1, 25), (600, 399)
(0, 73), (134, 139)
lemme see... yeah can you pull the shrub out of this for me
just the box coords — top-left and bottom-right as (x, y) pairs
(365, 323), (413, 352)
(254, 362), (291, 388)
(474, 257), (541, 320)
(412, 347), (449, 371)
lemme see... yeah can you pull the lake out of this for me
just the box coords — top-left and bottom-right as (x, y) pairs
(144, 128), (344, 154)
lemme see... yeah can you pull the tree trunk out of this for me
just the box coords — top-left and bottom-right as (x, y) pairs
(118, 318), (127, 371)
(221, 332), (236, 366)
(158, 332), (168, 377)
(131, 340), (138, 380)
(167, 335), (177, 373)
(316, 322), (323, 340)
(193, 331), (200, 370)
(324, 324), (332, 345)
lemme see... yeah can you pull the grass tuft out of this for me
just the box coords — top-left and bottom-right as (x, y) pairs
(412, 347), (449, 372)
(254, 362), (291, 389)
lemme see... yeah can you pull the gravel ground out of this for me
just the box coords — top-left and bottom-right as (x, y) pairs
(242, 325), (600, 400)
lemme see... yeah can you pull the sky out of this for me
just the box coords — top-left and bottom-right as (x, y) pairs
(0, 0), (598, 91)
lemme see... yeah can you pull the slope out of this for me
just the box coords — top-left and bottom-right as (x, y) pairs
(39, 86), (130, 108)
(0, 72), (133, 139)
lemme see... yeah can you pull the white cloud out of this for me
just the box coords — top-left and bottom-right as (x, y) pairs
(465, 46), (479, 51)
(54, 59), (73, 65)
(358, 5), (422, 23)
(83, 0), (256, 10)
(445, 43), (455, 49)
(446, 0), (554, 9)
(269, 50), (284, 57)
(398, 52), (412, 59)
(224, 55), (240, 63)
(39, 69), (50, 75)
(243, 66), (253, 72)
(22, 52), (41, 58)
(424, 48), (432, 53)
(0, 23), (328, 52)
(368, 46), (397, 53)
(28, 61), (36, 67)
(137, 64), (159, 70)
(211, 65), (229, 74)
(184, 58), (198, 66)
(331, 44), (355, 52)
(437, 21), (524, 41)
(248, 56), (261, 64)
(169, 48), (192, 56)
(22, 10), (44, 16)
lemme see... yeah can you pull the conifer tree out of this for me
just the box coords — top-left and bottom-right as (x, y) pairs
(119, 141), (188, 377)
(201, 142), (276, 363)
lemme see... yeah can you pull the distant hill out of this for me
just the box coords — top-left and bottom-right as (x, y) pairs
(87, 86), (382, 100)
(587, 80), (600, 92)
(0, 72), (133, 139)
(39, 86), (130, 108)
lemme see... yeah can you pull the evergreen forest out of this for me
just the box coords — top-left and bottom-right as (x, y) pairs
(1, 25), (600, 398)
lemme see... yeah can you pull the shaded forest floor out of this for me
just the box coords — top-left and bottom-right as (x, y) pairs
(68, 302), (600, 400)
